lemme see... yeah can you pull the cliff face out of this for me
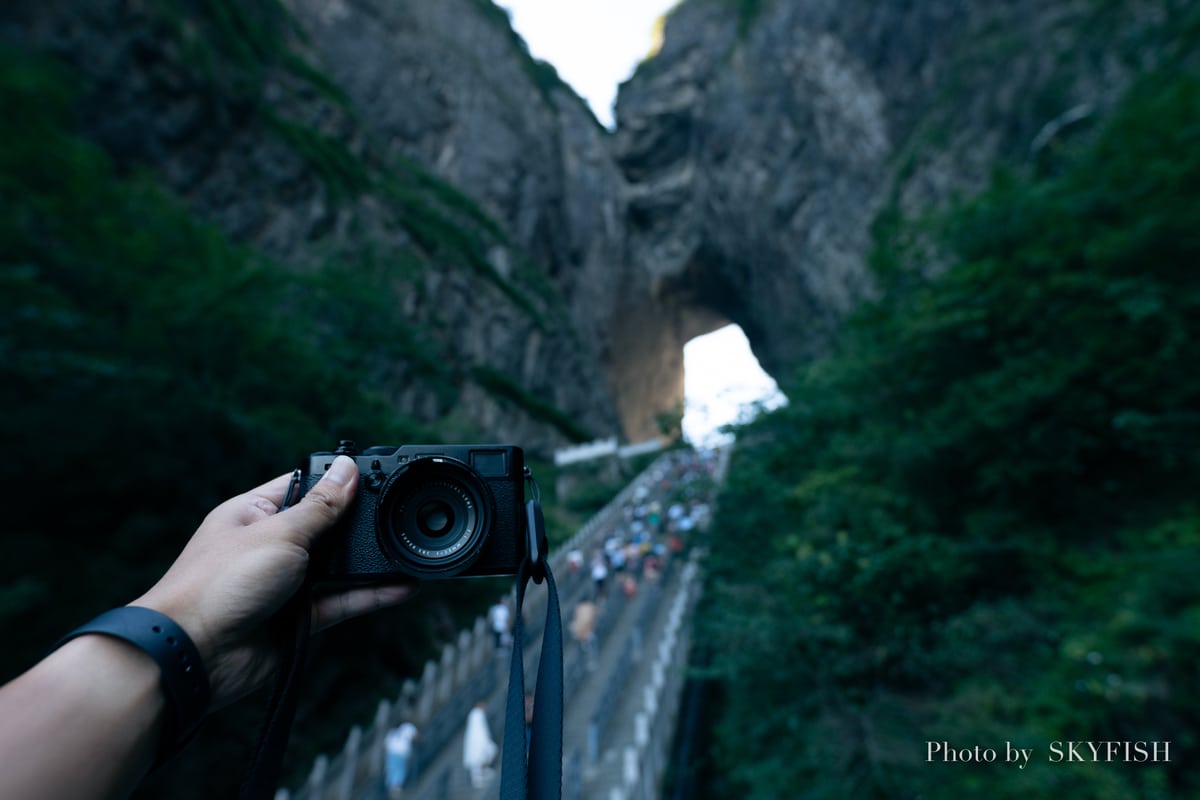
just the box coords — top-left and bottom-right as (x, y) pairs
(1, 0), (625, 453)
(265, 0), (1192, 443)
(613, 0), (1180, 381)
(276, 0), (664, 438)
(278, 0), (634, 438)
(2, 0), (1184, 446)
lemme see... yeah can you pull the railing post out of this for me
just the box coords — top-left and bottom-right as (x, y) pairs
(416, 661), (436, 724)
(335, 725), (361, 800)
(435, 642), (455, 703)
(306, 754), (328, 798)
(471, 616), (490, 670)
(399, 678), (417, 720)
(623, 746), (639, 787)
(454, 629), (473, 688)
(587, 720), (599, 766)
(634, 712), (649, 748)
(363, 698), (389, 785)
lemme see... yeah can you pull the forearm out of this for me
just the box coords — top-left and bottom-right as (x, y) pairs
(0, 635), (165, 800)
(0, 458), (411, 799)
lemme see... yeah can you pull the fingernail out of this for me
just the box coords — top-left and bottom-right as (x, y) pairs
(324, 455), (357, 487)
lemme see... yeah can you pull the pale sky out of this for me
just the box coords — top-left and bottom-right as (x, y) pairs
(497, 0), (675, 128)
(683, 326), (788, 447)
(497, 0), (787, 444)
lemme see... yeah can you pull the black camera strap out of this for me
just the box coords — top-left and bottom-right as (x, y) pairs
(500, 474), (563, 799)
(240, 470), (311, 800)
(499, 555), (563, 800)
(238, 585), (311, 800)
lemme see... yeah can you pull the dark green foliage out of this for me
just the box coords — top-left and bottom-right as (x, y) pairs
(470, 366), (594, 443)
(264, 110), (374, 199)
(380, 168), (548, 326)
(157, 0), (556, 335)
(0, 7), (599, 784)
(708, 0), (769, 37)
(392, 153), (509, 242)
(0, 38), (427, 661)
(734, 0), (767, 36)
(159, 0), (349, 107)
(561, 474), (629, 515)
(700, 66), (1200, 799)
(0, 44), (570, 799)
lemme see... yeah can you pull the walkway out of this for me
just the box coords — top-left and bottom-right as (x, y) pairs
(393, 548), (698, 800)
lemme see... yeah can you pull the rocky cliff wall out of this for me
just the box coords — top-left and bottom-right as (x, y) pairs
(613, 0), (1183, 382)
(3, 0), (1186, 446)
(278, 0), (1184, 443)
(1, 0), (626, 453)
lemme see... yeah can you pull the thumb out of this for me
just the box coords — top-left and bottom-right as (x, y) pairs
(264, 455), (359, 549)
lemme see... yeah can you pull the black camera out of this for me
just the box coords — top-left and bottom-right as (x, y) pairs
(301, 441), (536, 582)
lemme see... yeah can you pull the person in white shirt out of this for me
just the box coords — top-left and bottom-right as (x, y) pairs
(487, 599), (510, 650)
(462, 700), (498, 788)
(591, 552), (609, 599)
(384, 721), (418, 798)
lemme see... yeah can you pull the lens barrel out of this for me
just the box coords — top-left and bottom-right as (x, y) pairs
(375, 457), (493, 577)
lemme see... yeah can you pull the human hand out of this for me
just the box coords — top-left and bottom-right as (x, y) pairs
(132, 456), (417, 709)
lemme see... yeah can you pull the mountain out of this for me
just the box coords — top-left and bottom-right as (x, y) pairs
(2, 1), (1193, 797)
(2, 0), (1184, 445)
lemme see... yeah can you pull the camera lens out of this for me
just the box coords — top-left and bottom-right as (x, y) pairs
(417, 500), (453, 537)
(376, 457), (494, 577)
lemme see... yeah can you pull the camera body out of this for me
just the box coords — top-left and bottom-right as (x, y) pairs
(303, 441), (528, 583)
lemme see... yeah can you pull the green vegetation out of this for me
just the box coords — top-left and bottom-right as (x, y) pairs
(708, 0), (769, 37)
(157, 0), (350, 107)
(0, 44), (434, 795)
(0, 38), (580, 798)
(158, 0), (554, 327)
(380, 166), (549, 327)
(698, 65), (1200, 799)
(734, 0), (767, 36)
(470, 365), (594, 443)
(264, 109), (374, 199)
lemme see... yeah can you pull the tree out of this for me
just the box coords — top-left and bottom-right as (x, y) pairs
(699, 65), (1200, 799)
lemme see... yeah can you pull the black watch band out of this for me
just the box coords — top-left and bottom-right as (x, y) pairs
(57, 606), (211, 764)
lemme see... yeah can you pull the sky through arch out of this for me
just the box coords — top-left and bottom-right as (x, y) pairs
(683, 325), (787, 447)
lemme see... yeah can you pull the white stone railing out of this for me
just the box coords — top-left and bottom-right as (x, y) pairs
(586, 445), (730, 800)
(553, 437), (666, 466)
(606, 556), (701, 800)
(554, 436), (620, 466)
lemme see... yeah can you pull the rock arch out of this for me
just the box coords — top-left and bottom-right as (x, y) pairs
(606, 247), (760, 443)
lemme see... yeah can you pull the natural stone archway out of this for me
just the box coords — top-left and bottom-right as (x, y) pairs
(607, 296), (726, 443)
(606, 250), (753, 443)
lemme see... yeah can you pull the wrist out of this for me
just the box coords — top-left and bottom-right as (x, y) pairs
(57, 606), (211, 765)
(131, 586), (215, 668)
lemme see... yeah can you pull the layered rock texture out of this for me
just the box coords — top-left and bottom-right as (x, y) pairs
(2, 0), (1185, 446)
